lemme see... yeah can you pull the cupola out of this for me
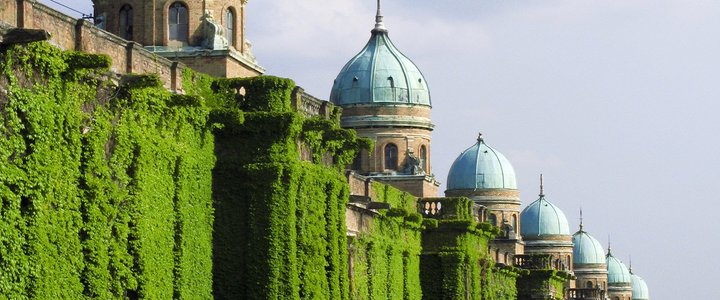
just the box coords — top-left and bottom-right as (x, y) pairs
(631, 273), (650, 300)
(446, 134), (517, 191)
(572, 219), (606, 265)
(606, 250), (632, 284)
(520, 179), (570, 237)
(329, 2), (430, 107)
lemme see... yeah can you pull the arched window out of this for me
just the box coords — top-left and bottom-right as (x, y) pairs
(225, 8), (235, 46)
(119, 4), (133, 40)
(169, 2), (189, 42)
(586, 281), (593, 288)
(419, 145), (427, 171)
(495, 249), (500, 262)
(384, 143), (398, 170)
(503, 252), (509, 264)
(488, 214), (497, 226)
(511, 215), (518, 232)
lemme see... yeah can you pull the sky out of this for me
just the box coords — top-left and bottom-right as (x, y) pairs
(44, 0), (720, 298)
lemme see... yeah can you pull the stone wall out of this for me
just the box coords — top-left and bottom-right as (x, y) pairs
(6, 0), (184, 92)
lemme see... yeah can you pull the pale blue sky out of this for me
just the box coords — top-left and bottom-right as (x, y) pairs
(45, 1), (720, 298)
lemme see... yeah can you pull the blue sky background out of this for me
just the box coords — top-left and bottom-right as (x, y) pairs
(45, 1), (720, 298)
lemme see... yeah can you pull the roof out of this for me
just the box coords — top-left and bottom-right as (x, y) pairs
(520, 195), (571, 237)
(329, 16), (430, 107)
(446, 135), (517, 190)
(572, 229), (606, 265)
(607, 252), (632, 284)
(631, 273), (650, 299)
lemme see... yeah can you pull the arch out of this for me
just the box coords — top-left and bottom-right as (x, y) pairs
(119, 4), (133, 40)
(503, 252), (509, 264)
(494, 249), (500, 262)
(384, 143), (398, 170)
(511, 214), (518, 232)
(488, 214), (497, 226)
(419, 145), (427, 171)
(586, 280), (593, 288)
(225, 7), (236, 47)
(168, 2), (189, 42)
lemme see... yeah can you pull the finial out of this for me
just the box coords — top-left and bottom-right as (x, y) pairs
(579, 208), (584, 231)
(629, 255), (633, 273)
(477, 132), (484, 143)
(539, 174), (545, 197)
(607, 235), (612, 254)
(373, 0), (387, 32)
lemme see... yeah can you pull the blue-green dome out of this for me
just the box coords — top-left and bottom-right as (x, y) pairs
(572, 229), (606, 264)
(446, 135), (517, 190)
(607, 252), (632, 284)
(329, 15), (430, 107)
(631, 273), (650, 299)
(520, 196), (570, 236)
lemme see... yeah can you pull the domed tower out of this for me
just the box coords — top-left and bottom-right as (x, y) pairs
(330, 1), (438, 197)
(445, 134), (523, 263)
(91, 0), (262, 77)
(630, 268), (650, 300)
(520, 176), (573, 272)
(572, 218), (608, 295)
(607, 248), (633, 300)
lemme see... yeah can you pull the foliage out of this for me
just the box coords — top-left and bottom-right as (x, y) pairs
(419, 196), (519, 300)
(0, 42), (214, 299)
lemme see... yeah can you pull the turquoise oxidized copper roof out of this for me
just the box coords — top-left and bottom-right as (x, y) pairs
(631, 273), (650, 300)
(446, 134), (517, 190)
(329, 4), (430, 107)
(572, 226), (606, 265)
(520, 178), (571, 237)
(607, 250), (632, 284)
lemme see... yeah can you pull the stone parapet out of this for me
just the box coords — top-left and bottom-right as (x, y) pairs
(5, 0), (192, 92)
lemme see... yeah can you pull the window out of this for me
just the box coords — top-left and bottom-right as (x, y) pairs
(419, 145), (427, 171)
(169, 2), (189, 42)
(119, 5), (133, 40)
(384, 143), (398, 170)
(225, 8), (234, 46)
(488, 214), (497, 226)
(511, 215), (518, 231)
(586, 281), (593, 288)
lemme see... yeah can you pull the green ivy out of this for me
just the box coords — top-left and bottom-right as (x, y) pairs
(0, 42), (214, 299)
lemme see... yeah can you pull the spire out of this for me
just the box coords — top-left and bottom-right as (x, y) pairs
(629, 255), (633, 273)
(539, 174), (545, 197)
(607, 235), (612, 255)
(579, 208), (584, 231)
(373, 0), (388, 32)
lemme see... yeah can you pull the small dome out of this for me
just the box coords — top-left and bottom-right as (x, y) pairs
(572, 229), (606, 264)
(329, 23), (430, 107)
(520, 196), (570, 236)
(446, 135), (517, 190)
(631, 273), (650, 300)
(607, 252), (632, 284)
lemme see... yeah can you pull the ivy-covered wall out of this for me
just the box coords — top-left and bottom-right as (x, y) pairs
(209, 76), (368, 299)
(0, 42), (215, 298)
(419, 197), (520, 300)
(346, 182), (424, 300)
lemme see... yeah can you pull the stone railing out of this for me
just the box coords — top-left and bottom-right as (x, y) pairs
(3, 0), (184, 92)
(565, 288), (605, 300)
(291, 87), (334, 118)
(514, 254), (570, 271)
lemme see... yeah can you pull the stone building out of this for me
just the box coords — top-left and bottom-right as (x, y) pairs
(1, 0), (653, 298)
(572, 223), (609, 299)
(92, 0), (262, 77)
(445, 135), (525, 266)
(329, 3), (439, 197)
(607, 249), (634, 300)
